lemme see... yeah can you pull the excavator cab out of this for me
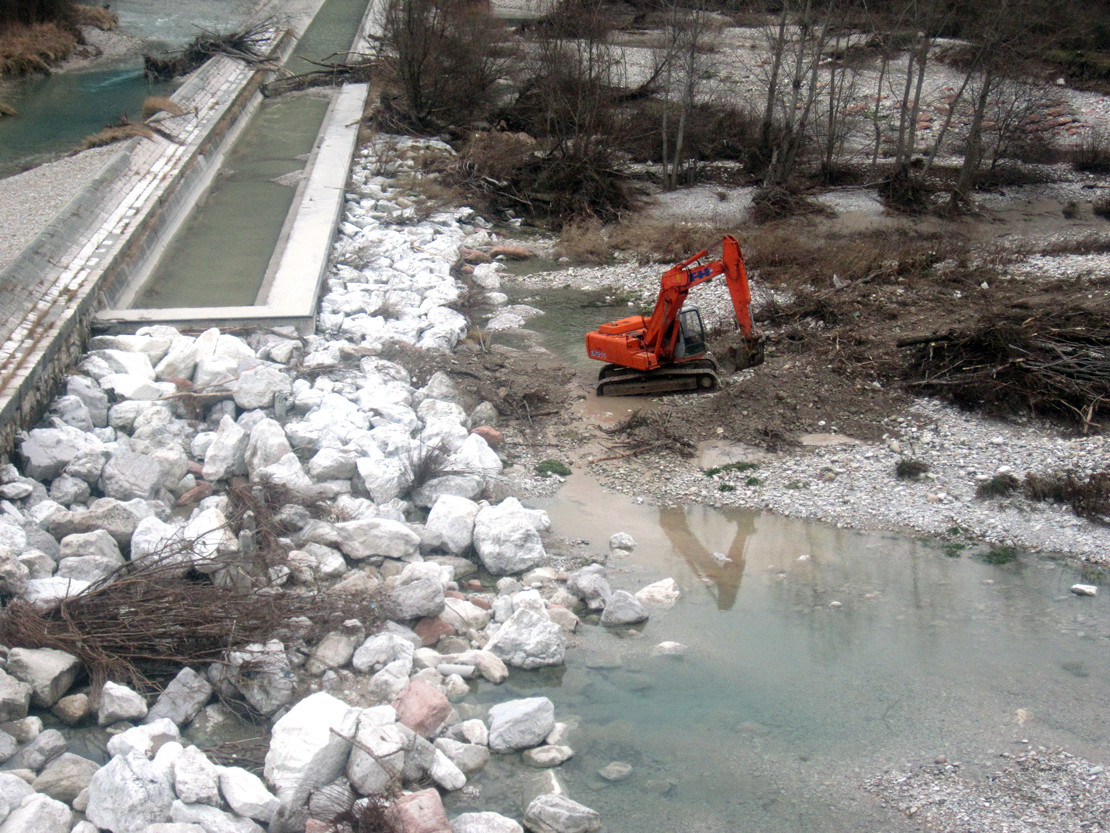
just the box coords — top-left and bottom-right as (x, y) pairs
(674, 308), (707, 360)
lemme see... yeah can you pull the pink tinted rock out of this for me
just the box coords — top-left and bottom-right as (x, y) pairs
(305, 820), (331, 833)
(414, 616), (456, 647)
(177, 482), (214, 506)
(395, 680), (452, 738)
(385, 788), (451, 833)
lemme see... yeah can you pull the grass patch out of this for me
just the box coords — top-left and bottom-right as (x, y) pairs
(895, 458), (929, 480)
(745, 476), (762, 487)
(704, 461), (759, 477)
(557, 219), (610, 264)
(942, 542), (966, 558)
(0, 21), (77, 76)
(1071, 128), (1110, 174)
(77, 118), (154, 150)
(71, 3), (119, 30)
(608, 221), (733, 265)
(535, 459), (571, 477)
(981, 546), (1019, 565)
(718, 484), (735, 492)
(142, 96), (184, 119)
(1023, 470), (1110, 525)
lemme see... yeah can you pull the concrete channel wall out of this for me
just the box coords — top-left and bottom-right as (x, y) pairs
(0, 28), (303, 456)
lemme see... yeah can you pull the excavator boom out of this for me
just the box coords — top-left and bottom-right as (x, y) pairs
(586, 234), (763, 396)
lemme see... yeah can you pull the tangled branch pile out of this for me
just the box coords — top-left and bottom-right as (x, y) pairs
(144, 21), (274, 81)
(0, 557), (381, 695)
(904, 301), (1110, 428)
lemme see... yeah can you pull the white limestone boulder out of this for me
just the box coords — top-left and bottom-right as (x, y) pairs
(263, 692), (357, 810)
(487, 697), (555, 752)
(201, 417), (248, 482)
(6, 647), (80, 708)
(233, 366), (291, 411)
(425, 494), (479, 555)
(523, 794), (601, 833)
(485, 607), (565, 670)
(85, 751), (175, 833)
(218, 766), (279, 823)
(336, 517), (420, 561)
(98, 681), (148, 726)
(473, 499), (546, 576)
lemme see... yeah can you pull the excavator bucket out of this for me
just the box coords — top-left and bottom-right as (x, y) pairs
(715, 334), (765, 374)
(733, 335), (765, 370)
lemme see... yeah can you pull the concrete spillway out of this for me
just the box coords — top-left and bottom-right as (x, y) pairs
(0, 0), (374, 452)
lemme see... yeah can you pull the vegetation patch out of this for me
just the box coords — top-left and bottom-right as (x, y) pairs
(76, 117), (154, 150)
(980, 545), (1019, 565)
(704, 461), (759, 477)
(535, 459), (572, 477)
(895, 458), (929, 480)
(975, 473), (1021, 499)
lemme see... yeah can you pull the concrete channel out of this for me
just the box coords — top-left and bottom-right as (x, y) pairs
(0, 0), (376, 454)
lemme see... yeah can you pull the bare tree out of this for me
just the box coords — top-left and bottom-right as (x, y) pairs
(376, 0), (507, 129)
(759, 0), (833, 190)
(813, 6), (862, 178)
(657, 0), (713, 189)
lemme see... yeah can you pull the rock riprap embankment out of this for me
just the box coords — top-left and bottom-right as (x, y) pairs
(0, 135), (692, 833)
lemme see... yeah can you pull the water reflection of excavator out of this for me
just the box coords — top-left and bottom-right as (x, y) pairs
(586, 235), (764, 396)
(659, 506), (752, 610)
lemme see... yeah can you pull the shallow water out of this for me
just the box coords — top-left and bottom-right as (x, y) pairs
(454, 283), (1110, 831)
(131, 92), (330, 308)
(454, 476), (1110, 831)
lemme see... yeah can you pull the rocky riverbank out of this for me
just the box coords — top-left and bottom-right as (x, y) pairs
(0, 135), (671, 833)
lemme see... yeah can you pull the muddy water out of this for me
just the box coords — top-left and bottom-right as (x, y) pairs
(458, 284), (1110, 831)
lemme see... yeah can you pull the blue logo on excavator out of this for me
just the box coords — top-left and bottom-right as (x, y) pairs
(689, 265), (713, 281)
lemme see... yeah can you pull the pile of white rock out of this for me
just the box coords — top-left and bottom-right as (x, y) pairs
(0, 137), (686, 833)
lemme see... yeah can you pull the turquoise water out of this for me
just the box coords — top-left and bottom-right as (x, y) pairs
(0, 0), (253, 176)
(450, 479), (1109, 831)
(0, 66), (168, 177)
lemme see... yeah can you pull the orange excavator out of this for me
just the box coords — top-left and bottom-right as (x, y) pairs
(586, 234), (764, 396)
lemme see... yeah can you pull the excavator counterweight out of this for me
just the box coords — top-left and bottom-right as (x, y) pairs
(586, 235), (763, 396)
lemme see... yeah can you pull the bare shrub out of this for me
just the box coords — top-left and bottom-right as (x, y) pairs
(1071, 128), (1110, 173)
(375, 0), (509, 129)
(557, 218), (610, 264)
(0, 558), (382, 694)
(905, 301), (1110, 427)
(895, 458), (929, 480)
(143, 21), (273, 81)
(459, 131), (538, 183)
(749, 186), (832, 224)
(609, 221), (731, 264)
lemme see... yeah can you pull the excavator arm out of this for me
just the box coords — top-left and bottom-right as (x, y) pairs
(586, 235), (763, 395)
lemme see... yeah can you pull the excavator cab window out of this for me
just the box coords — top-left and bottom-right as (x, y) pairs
(676, 307), (707, 360)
